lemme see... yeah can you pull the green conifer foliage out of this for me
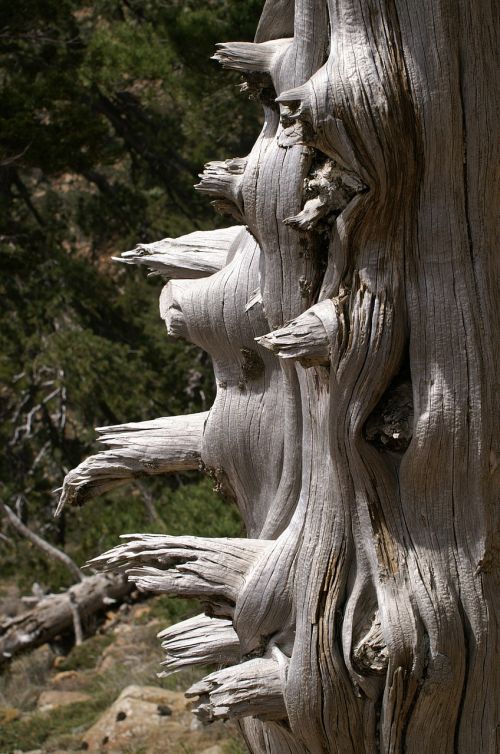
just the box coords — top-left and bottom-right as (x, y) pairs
(0, 0), (260, 587)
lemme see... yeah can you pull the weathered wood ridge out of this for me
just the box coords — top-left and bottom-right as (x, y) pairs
(60, 1), (499, 752)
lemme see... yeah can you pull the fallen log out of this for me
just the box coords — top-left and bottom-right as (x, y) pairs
(0, 572), (131, 665)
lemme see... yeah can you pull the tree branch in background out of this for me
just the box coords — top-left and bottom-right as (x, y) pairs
(1, 499), (84, 582)
(12, 171), (46, 228)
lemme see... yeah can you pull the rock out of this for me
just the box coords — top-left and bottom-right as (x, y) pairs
(51, 669), (81, 686)
(82, 685), (189, 752)
(37, 689), (91, 710)
(199, 747), (225, 754)
(28, 643), (54, 670)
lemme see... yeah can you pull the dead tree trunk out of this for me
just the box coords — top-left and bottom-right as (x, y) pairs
(60, 2), (498, 752)
(0, 573), (130, 664)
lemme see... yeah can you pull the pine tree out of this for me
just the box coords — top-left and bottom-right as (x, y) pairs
(62, 1), (499, 752)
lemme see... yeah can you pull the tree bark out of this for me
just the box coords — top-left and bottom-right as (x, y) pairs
(61, 1), (498, 752)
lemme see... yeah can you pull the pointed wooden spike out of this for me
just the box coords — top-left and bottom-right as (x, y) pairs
(213, 39), (292, 74)
(284, 196), (327, 231)
(256, 300), (337, 367)
(116, 226), (243, 279)
(275, 82), (310, 106)
(186, 653), (287, 723)
(56, 413), (207, 515)
(87, 534), (270, 616)
(195, 158), (246, 196)
(158, 614), (240, 674)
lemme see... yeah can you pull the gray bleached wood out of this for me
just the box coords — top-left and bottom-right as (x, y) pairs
(63, 0), (499, 751)
(117, 226), (241, 278)
(195, 158), (246, 223)
(213, 39), (292, 76)
(89, 534), (270, 617)
(157, 613), (240, 675)
(256, 299), (336, 367)
(56, 412), (207, 514)
(186, 653), (287, 723)
(284, 159), (366, 231)
(158, 228), (289, 538)
(0, 573), (130, 664)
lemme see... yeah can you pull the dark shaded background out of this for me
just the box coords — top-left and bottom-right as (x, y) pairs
(0, 0), (262, 589)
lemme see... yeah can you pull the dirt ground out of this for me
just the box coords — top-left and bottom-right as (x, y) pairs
(0, 588), (245, 754)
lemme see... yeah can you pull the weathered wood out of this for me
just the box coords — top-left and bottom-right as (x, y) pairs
(90, 534), (270, 618)
(117, 226), (241, 278)
(0, 573), (130, 664)
(158, 613), (240, 675)
(56, 412), (207, 513)
(186, 653), (287, 723)
(256, 300), (336, 367)
(195, 158), (246, 223)
(158, 228), (290, 538)
(63, 1), (499, 752)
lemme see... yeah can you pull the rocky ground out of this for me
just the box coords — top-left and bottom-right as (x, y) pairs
(0, 587), (245, 754)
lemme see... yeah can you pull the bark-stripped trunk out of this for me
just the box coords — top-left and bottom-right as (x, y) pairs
(0, 573), (130, 664)
(60, 2), (498, 752)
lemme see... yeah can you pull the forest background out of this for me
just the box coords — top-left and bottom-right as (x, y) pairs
(0, 0), (262, 595)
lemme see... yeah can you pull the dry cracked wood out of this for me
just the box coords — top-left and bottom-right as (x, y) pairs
(158, 228), (290, 537)
(62, 0), (499, 752)
(117, 226), (241, 278)
(89, 534), (271, 617)
(186, 652), (287, 723)
(256, 299), (336, 367)
(0, 573), (130, 664)
(56, 412), (207, 513)
(157, 613), (240, 675)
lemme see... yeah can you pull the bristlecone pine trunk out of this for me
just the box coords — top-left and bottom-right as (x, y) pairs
(59, 2), (499, 752)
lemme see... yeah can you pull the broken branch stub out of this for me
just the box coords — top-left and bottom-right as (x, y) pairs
(284, 159), (366, 231)
(256, 299), (337, 367)
(56, 412), (207, 514)
(213, 39), (292, 76)
(158, 613), (240, 675)
(195, 158), (246, 223)
(186, 653), (287, 723)
(88, 534), (270, 617)
(117, 226), (242, 279)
